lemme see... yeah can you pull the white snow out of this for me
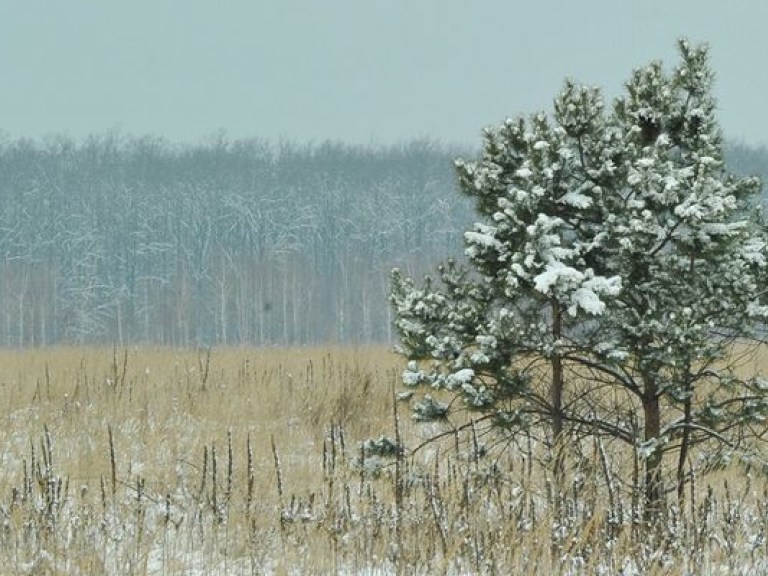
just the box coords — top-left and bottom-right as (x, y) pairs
(568, 287), (605, 315)
(464, 231), (501, 250)
(558, 190), (593, 209)
(515, 167), (533, 178)
(533, 261), (584, 295)
(449, 368), (475, 385)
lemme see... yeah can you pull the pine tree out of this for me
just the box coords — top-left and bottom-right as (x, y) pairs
(390, 40), (768, 522)
(598, 40), (768, 516)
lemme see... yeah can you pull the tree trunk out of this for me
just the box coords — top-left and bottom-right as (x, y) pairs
(551, 299), (565, 494)
(677, 255), (696, 507)
(676, 381), (693, 508)
(551, 299), (564, 443)
(642, 379), (664, 521)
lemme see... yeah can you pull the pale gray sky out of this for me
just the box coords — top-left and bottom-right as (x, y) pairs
(1, 1), (767, 146)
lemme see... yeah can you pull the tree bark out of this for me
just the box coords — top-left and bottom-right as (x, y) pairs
(642, 379), (664, 521)
(677, 254), (696, 507)
(676, 381), (693, 508)
(551, 299), (564, 443)
(551, 299), (565, 494)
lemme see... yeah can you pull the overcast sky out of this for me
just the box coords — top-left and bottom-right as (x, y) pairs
(2, 1), (767, 147)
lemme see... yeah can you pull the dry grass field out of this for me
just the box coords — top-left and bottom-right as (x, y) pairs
(0, 345), (767, 575)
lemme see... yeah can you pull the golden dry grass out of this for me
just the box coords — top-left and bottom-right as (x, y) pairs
(0, 345), (766, 575)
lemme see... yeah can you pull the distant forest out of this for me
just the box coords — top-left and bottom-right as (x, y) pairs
(0, 133), (766, 347)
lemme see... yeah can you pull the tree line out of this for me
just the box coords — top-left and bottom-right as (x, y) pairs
(0, 133), (469, 346)
(0, 129), (766, 347)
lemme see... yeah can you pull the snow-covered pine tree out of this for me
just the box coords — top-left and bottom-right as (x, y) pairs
(593, 39), (768, 516)
(390, 82), (623, 454)
(390, 39), (768, 522)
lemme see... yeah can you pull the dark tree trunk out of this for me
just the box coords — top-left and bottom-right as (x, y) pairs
(676, 381), (693, 508)
(551, 299), (565, 494)
(551, 299), (564, 443)
(642, 379), (664, 521)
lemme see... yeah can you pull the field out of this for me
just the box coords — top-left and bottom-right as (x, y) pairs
(0, 346), (767, 575)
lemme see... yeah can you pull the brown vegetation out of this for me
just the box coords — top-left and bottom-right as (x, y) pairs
(0, 346), (766, 574)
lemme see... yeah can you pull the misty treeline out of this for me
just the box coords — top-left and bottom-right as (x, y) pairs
(0, 132), (473, 346)
(0, 132), (765, 347)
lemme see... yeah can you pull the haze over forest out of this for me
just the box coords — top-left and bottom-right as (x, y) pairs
(0, 134), (766, 347)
